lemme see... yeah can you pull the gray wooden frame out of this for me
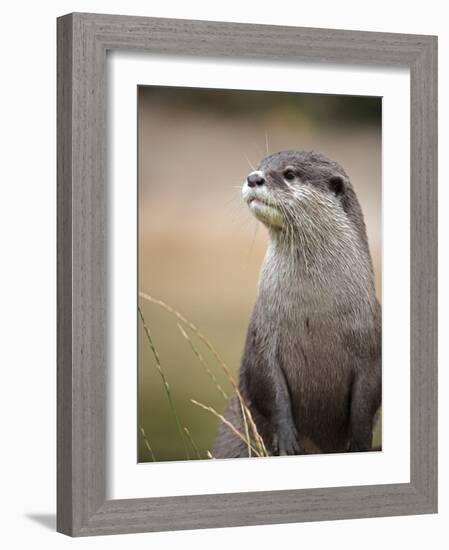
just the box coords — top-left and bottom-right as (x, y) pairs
(57, 12), (438, 537)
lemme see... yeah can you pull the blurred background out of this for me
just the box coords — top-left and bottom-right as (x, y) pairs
(138, 86), (382, 462)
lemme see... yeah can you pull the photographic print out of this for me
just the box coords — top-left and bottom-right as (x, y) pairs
(57, 15), (437, 534)
(138, 86), (382, 463)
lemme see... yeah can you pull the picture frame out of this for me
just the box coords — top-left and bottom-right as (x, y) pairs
(57, 12), (437, 536)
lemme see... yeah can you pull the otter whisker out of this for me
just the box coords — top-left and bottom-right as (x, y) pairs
(243, 153), (255, 171)
(275, 200), (296, 262)
(229, 214), (256, 236)
(222, 193), (243, 209)
(248, 219), (260, 260)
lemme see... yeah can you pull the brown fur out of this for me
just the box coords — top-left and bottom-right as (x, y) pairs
(213, 151), (381, 458)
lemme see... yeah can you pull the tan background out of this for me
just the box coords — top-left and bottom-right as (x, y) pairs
(138, 87), (382, 462)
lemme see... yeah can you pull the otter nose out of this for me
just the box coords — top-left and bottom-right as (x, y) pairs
(247, 174), (265, 188)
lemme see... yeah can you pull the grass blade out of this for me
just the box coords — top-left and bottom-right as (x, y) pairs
(191, 399), (261, 457)
(183, 427), (202, 460)
(139, 292), (268, 457)
(139, 424), (156, 462)
(138, 306), (190, 460)
(177, 323), (228, 401)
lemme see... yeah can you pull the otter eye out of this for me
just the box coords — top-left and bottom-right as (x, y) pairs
(283, 169), (296, 181)
(329, 175), (344, 195)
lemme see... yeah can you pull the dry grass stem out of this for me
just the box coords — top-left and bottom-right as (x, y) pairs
(139, 292), (238, 387)
(138, 306), (190, 460)
(139, 424), (156, 462)
(190, 399), (262, 457)
(139, 292), (268, 457)
(239, 400), (252, 457)
(177, 323), (229, 401)
(183, 427), (202, 460)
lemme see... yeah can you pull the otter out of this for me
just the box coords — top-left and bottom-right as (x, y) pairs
(213, 150), (381, 457)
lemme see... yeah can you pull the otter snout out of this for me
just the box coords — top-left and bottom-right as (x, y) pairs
(242, 170), (269, 204)
(247, 173), (265, 187)
(242, 170), (284, 229)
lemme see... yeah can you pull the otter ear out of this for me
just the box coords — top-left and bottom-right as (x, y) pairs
(328, 175), (345, 196)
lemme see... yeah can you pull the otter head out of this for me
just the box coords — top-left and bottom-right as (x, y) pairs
(241, 150), (355, 233)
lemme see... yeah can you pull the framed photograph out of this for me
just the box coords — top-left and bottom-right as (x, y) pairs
(57, 13), (437, 536)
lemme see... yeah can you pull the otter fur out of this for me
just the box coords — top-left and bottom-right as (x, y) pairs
(213, 150), (381, 457)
